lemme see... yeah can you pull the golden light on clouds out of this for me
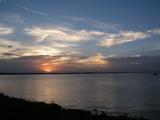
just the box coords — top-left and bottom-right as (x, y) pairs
(37, 54), (107, 73)
(24, 26), (104, 43)
(76, 53), (107, 66)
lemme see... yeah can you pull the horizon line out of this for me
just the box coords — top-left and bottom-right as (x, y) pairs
(0, 71), (159, 75)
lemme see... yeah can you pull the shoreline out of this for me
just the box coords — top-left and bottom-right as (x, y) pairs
(0, 72), (159, 76)
(0, 93), (147, 120)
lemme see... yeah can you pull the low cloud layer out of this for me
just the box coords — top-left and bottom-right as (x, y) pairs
(0, 54), (108, 73)
(0, 55), (160, 73)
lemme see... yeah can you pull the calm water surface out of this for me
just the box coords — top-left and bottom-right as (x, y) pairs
(0, 73), (160, 120)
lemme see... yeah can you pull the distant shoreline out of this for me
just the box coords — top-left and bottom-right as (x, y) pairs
(0, 72), (159, 75)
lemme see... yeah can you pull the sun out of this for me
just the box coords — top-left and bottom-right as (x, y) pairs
(44, 69), (52, 73)
(41, 63), (55, 73)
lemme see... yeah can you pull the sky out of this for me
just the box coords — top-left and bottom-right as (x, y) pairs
(0, 0), (160, 73)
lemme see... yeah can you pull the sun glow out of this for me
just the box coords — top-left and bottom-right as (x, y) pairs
(44, 69), (52, 73)
(41, 63), (55, 73)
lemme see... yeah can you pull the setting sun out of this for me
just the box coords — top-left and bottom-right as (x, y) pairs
(41, 63), (55, 73)
(44, 69), (52, 73)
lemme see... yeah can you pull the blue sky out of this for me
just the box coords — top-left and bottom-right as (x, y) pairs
(0, 0), (160, 73)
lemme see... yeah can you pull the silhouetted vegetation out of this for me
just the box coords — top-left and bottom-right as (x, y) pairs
(0, 93), (148, 120)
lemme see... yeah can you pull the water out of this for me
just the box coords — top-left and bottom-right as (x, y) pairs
(0, 73), (160, 120)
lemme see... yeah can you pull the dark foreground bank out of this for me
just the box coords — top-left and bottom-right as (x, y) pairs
(0, 93), (147, 120)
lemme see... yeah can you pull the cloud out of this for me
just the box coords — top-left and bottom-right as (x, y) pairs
(75, 53), (107, 66)
(2, 13), (24, 24)
(22, 53), (107, 67)
(24, 25), (159, 48)
(0, 26), (14, 36)
(2, 52), (18, 56)
(23, 26), (160, 49)
(99, 31), (150, 47)
(106, 56), (160, 72)
(0, 51), (108, 73)
(20, 45), (62, 56)
(0, 32), (80, 59)
(147, 28), (160, 34)
(1, 54), (160, 73)
(63, 16), (119, 31)
(0, 39), (22, 58)
(99, 28), (160, 47)
(0, 38), (63, 59)
(0, 39), (21, 50)
(49, 42), (77, 48)
(17, 5), (48, 16)
(24, 26), (104, 42)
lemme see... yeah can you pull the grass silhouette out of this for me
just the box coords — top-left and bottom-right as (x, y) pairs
(0, 93), (147, 120)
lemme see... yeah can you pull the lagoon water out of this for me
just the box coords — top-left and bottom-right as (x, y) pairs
(0, 73), (160, 120)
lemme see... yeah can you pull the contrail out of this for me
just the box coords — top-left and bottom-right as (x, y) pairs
(0, 0), (49, 17)
(17, 5), (49, 17)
